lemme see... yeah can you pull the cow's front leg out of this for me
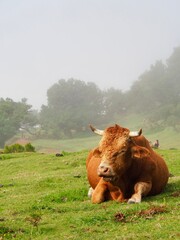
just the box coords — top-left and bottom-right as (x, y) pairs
(128, 181), (152, 203)
(91, 179), (107, 203)
(108, 185), (125, 202)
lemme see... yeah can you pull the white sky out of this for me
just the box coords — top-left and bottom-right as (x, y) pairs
(1, 0), (180, 109)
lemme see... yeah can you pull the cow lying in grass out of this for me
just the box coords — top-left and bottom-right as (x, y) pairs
(86, 124), (169, 204)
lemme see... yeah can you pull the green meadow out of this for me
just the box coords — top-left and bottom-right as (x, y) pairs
(0, 147), (180, 240)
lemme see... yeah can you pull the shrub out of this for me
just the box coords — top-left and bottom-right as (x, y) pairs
(4, 144), (25, 153)
(4, 143), (35, 153)
(25, 143), (35, 152)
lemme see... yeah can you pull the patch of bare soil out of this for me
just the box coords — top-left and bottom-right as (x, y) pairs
(114, 212), (126, 222)
(171, 191), (180, 197)
(38, 148), (60, 154)
(138, 205), (167, 218)
(14, 138), (30, 145)
(114, 205), (167, 223)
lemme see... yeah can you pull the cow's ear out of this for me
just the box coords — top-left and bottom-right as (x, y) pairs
(131, 146), (150, 159)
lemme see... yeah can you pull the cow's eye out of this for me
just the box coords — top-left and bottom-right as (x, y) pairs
(113, 150), (125, 157)
(113, 152), (119, 157)
(120, 149), (126, 154)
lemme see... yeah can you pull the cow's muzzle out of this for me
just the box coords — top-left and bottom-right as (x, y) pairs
(98, 162), (116, 182)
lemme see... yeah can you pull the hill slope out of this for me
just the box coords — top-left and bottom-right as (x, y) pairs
(30, 127), (180, 153)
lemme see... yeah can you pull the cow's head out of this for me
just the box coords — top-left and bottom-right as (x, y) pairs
(90, 124), (150, 183)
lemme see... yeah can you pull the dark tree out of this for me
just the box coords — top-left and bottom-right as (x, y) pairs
(0, 98), (36, 147)
(40, 79), (103, 138)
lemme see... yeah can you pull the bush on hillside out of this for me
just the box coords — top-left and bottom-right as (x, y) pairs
(24, 143), (35, 152)
(4, 143), (35, 153)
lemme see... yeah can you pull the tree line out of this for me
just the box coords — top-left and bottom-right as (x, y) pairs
(0, 46), (180, 146)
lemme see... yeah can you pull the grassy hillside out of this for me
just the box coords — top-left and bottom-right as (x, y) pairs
(30, 127), (180, 154)
(146, 128), (180, 149)
(0, 149), (180, 239)
(32, 136), (100, 153)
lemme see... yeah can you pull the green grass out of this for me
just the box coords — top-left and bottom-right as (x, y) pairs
(0, 149), (180, 239)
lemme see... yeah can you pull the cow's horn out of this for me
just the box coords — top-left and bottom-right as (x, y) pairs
(89, 124), (104, 136)
(129, 128), (142, 137)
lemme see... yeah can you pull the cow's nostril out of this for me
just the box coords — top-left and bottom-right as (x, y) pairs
(100, 166), (109, 173)
(103, 167), (109, 173)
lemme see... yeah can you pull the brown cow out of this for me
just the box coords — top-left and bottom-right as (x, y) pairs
(86, 124), (169, 204)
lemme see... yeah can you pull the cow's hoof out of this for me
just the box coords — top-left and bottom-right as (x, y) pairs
(128, 198), (141, 204)
(127, 198), (137, 204)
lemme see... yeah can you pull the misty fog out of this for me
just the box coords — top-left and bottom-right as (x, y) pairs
(1, 0), (180, 109)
